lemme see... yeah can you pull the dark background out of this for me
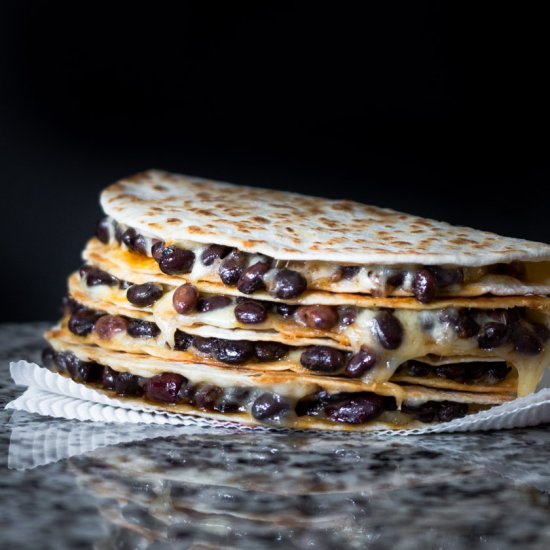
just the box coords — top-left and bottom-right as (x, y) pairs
(1, 3), (548, 322)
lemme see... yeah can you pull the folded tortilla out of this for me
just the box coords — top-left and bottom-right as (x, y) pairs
(97, 170), (550, 300)
(67, 272), (549, 396)
(44, 336), (513, 432)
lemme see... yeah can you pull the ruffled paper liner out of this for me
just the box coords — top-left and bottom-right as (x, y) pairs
(6, 360), (550, 436)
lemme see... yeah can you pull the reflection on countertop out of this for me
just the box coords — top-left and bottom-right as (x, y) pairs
(2, 323), (550, 549)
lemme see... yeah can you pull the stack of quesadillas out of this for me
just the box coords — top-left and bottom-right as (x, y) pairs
(42, 170), (550, 430)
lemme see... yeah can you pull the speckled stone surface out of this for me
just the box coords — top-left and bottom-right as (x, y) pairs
(2, 322), (550, 549)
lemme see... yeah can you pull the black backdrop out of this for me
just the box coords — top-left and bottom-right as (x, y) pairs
(1, 3), (548, 322)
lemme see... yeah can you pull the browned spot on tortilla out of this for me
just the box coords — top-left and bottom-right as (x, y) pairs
(187, 225), (205, 234)
(251, 216), (270, 224)
(331, 201), (354, 212)
(450, 238), (478, 245)
(166, 218), (181, 223)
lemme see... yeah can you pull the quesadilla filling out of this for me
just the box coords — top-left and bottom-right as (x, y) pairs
(41, 345), (492, 427)
(60, 295), (549, 395)
(95, 217), (539, 303)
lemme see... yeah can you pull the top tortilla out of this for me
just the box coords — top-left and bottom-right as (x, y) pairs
(101, 169), (550, 266)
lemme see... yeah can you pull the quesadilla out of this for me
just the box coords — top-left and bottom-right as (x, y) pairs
(40, 169), (550, 430)
(98, 170), (550, 303)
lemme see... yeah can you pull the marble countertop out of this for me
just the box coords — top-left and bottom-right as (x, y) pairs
(2, 323), (550, 550)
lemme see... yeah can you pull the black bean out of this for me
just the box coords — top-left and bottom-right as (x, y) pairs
(200, 244), (231, 266)
(151, 240), (164, 261)
(41, 347), (57, 371)
(384, 396), (398, 411)
(386, 271), (405, 288)
(174, 329), (192, 351)
(237, 261), (271, 294)
(68, 309), (102, 336)
(213, 389), (250, 413)
(102, 366), (117, 390)
(126, 319), (160, 339)
(254, 341), (289, 362)
(428, 265), (464, 288)
(194, 385), (223, 411)
(177, 382), (196, 404)
(113, 221), (123, 243)
(196, 295), (232, 313)
(95, 315), (128, 340)
(344, 346), (377, 378)
(172, 283), (199, 314)
(212, 339), (255, 364)
(119, 280), (132, 290)
(155, 245), (195, 275)
(532, 322), (550, 343)
(54, 351), (79, 374)
(437, 401), (468, 422)
(80, 265), (118, 287)
(412, 268), (437, 303)
(276, 303), (298, 317)
(234, 300), (267, 324)
(296, 391), (331, 417)
(218, 250), (248, 285)
(144, 373), (186, 403)
(192, 336), (217, 354)
(60, 352), (102, 383)
(435, 363), (466, 380)
(454, 310), (480, 339)
(487, 308), (519, 326)
(406, 360), (432, 377)
(77, 361), (103, 383)
(133, 234), (148, 255)
(271, 269), (307, 299)
(95, 218), (111, 244)
(486, 363), (512, 383)
(127, 283), (163, 307)
(114, 372), (144, 396)
(121, 227), (136, 249)
(490, 261), (526, 280)
(401, 402), (439, 423)
(511, 325), (543, 355)
(300, 346), (346, 373)
(324, 393), (385, 424)
(296, 305), (338, 330)
(121, 227), (147, 255)
(464, 362), (486, 382)
(478, 322), (511, 349)
(338, 306), (357, 326)
(251, 392), (290, 421)
(373, 311), (404, 350)
(341, 266), (361, 280)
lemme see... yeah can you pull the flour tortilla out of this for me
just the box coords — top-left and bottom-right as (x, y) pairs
(45, 336), (513, 431)
(101, 169), (550, 266)
(48, 325), (516, 395)
(83, 239), (550, 307)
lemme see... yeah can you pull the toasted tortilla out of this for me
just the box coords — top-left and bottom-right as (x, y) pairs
(67, 270), (550, 396)
(45, 336), (514, 431)
(101, 170), (550, 266)
(83, 239), (550, 308)
(48, 324), (517, 395)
